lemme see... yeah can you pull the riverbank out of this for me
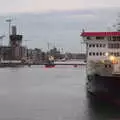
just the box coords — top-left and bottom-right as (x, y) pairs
(0, 60), (86, 67)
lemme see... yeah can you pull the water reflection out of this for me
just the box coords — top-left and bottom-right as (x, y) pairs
(87, 93), (120, 120)
(0, 66), (119, 120)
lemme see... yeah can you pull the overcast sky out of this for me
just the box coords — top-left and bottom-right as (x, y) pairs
(0, 0), (120, 13)
(0, 0), (120, 52)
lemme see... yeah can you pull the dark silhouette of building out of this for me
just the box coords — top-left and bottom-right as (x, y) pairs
(0, 26), (27, 61)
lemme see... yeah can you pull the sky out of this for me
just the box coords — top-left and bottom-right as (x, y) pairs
(0, 0), (120, 52)
(0, 0), (120, 13)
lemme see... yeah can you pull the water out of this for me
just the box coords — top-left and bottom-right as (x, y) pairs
(0, 65), (120, 120)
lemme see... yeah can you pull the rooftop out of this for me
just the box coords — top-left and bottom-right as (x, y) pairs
(81, 32), (120, 37)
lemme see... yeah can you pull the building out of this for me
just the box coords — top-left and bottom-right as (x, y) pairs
(27, 48), (42, 63)
(64, 53), (86, 60)
(0, 25), (27, 61)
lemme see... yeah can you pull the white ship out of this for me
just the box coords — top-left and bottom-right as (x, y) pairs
(80, 20), (120, 102)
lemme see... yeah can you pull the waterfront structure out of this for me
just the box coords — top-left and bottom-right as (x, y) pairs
(0, 25), (27, 62)
(27, 48), (42, 63)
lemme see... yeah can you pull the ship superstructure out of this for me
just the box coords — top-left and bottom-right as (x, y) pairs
(81, 30), (120, 100)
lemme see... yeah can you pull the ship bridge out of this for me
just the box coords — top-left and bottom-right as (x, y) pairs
(80, 31), (120, 62)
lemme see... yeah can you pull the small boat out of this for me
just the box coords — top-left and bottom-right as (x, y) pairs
(45, 56), (55, 68)
(45, 64), (55, 68)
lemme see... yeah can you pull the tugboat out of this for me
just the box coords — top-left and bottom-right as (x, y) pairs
(80, 16), (120, 103)
(45, 55), (55, 68)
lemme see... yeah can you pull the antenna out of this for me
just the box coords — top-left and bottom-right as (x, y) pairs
(47, 42), (50, 50)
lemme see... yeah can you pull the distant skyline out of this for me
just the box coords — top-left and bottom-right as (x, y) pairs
(0, 1), (120, 52)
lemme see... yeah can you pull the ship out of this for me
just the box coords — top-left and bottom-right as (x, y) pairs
(45, 55), (55, 68)
(80, 17), (120, 103)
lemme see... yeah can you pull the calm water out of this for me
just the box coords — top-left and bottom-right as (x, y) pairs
(0, 65), (120, 120)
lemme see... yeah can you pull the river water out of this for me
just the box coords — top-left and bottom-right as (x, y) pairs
(0, 65), (120, 120)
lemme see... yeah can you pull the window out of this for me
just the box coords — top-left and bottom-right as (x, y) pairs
(100, 44), (102, 47)
(117, 52), (119, 56)
(103, 44), (106, 47)
(96, 37), (104, 40)
(109, 65), (111, 68)
(113, 36), (116, 41)
(96, 52), (99, 56)
(87, 37), (91, 40)
(108, 44), (112, 48)
(108, 43), (120, 48)
(92, 44), (95, 47)
(100, 52), (102, 56)
(111, 36), (120, 41)
(89, 52), (92, 56)
(105, 64), (107, 68)
(110, 52), (113, 55)
(93, 52), (95, 56)
(89, 44), (91, 47)
(116, 44), (120, 48)
(96, 44), (99, 47)
(114, 53), (117, 56)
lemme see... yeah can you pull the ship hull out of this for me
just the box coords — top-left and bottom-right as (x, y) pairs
(87, 74), (120, 103)
(45, 64), (55, 68)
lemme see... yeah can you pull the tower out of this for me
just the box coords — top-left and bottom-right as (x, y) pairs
(9, 26), (23, 60)
(9, 26), (22, 47)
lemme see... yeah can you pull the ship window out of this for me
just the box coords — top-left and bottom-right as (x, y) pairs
(116, 44), (120, 48)
(96, 37), (104, 40)
(114, 53), (117, 56)
(100, 52), (102, 56)
(109, 65), (111, 68)
(108, 44), (112, 48)
(117, 52), (119, 56)
(89, 44), (91, 47)
(117, 36), (120, 41)
(93, 52), (95, 56)
(87, 37), (91, 40)
(111, 36), (120, 41)
(110, 52), (113, 55)
(114, 44), (118, 48)
(108, 43), (120, 48)
(111, 44), (113, 48)
(96, 44), (99, 47)
(89, 52), (92, 56)
(96, 52), (99, 56)
(103, 44), (106, 47)
(113, 36), (116, 41)
(105, 65), (107, 68)
(100, 44), (102, 47)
